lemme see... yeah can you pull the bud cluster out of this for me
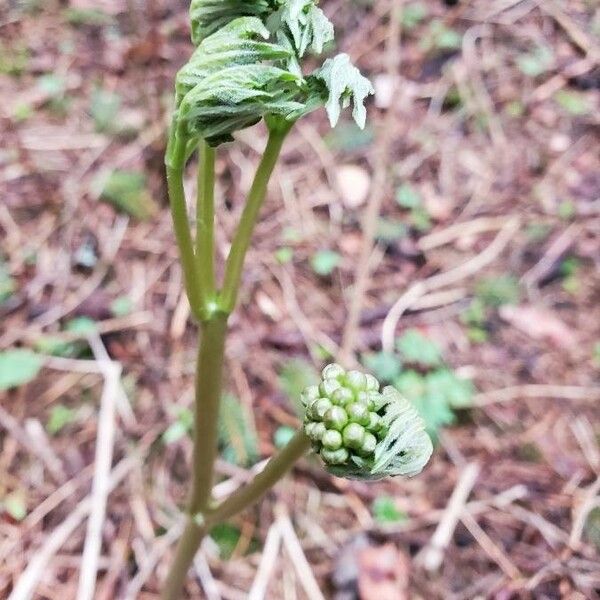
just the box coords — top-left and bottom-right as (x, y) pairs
(302, 364), (433, 479)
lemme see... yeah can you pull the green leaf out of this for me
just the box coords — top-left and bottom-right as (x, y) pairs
(162, 407), (193, 445)
(0, 350), (43, 390)
(467, 326), (488, 344)
(219, 394), (259, 466)
(395, 183), (421, 209)
(394, 369), (455, 439)
(63, 8), (112, 26)
(177, 18), (291, 100)
(210, 523), (242, 558)
(110, 296), (133, 317)
(504, 100), (524, 118)
(460, 298), (486, 327)
(593, 342), (600, 368)
(396, 329), (442, 367)
(372, 496), (408, 524)
(401, 2), (428, 29)
(375, 218), (408, 243)
(4, 491), (27, 521)
(274, 425), (296, 448)
(412, 390), (456, 439)
(410, 206), (431, 232)
(90, 87), (121, 133)
(180, 63), (303, 146)
(585, 507), (600, 551)
(395, 367), (474, 439)
(554, 90), (590, 116)
(0, 262), (15, 303)
(394, 370), (426, 403)
(174, 17), (307, 146)
(97, 170), (157, 220)
(312, 53), (373, 129)
(279, 358), (317, 414)
(190, 0), (272, 44)
(0, 40), (29, 76)
(475, 274), (520, 307)
(425, 369), (474, 409)
(37, 73), (65, 97)
(65, 316), (97, 335)
(517, 46), (553, 77)
(421, 20), (462, 52)
(311, 249), (341, 276)
(47, 404), (77, 435)
(558, 200), (576, 220)
(361, 351), (401, 383)
(275, 246), (294, 263)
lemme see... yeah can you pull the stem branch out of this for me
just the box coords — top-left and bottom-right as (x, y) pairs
(220, 125), (291, 313)
(161, 430), (310, 600)
(166, 125), (205, 321)
(207, 430), (311, 525)
(196, 142), (216, 303)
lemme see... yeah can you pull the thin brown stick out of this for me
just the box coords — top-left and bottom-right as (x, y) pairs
(416, 462), (480, 572)
(8, 456), (139, 600)
(382, 217), (520, 351)
(461, 511), (522, 580)
(77, 334), (122, 600)
(276, 505), (325, 600)
(248, 523), (283, 600)
(474, 384), (600, 406)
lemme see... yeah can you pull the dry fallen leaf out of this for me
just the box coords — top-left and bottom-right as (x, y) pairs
(499, 304), (577, 349)
(336, 164), (371, 209)
(357, 543), (409, 600)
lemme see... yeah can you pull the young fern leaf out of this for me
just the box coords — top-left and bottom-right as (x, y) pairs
(171, 8), (373, 150)
(180, 64), (304, 146)
(312, 53), (375, 129)
(174, 17), (302, 146)
(176, 17), (292, 102)
(268, 0), (334, 58)
(190, 0), (273, 44)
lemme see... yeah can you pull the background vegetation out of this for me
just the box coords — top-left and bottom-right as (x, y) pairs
(1, 0), (599, 597)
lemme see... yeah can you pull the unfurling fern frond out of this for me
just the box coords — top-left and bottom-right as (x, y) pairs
(179, 64), (304, 145)
(169, 4), (373, 156)
(190, 0), (273, 44)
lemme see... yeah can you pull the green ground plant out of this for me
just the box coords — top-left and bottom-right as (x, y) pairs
(161, 2), (433, 597)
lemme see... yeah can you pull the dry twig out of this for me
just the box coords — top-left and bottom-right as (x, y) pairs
(382, 218), (520, 351)
(248, 523), (283, 600)
(76, 334), (122, 600)
(416, 462), (480, 572)
(276, 505), (326, 600)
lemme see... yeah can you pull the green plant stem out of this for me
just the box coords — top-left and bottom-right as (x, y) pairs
(166, 127), (204, 321)
(219, 124), (291, 313)
(189, 312), (228, 514)
(161, 518), (206, 600)
(162, 312), (228, 600)
(164, 122), (295, 599)
(196, 142), (216, 304)
(207, 429), (310, 524)
(161, 430), (310, 600)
